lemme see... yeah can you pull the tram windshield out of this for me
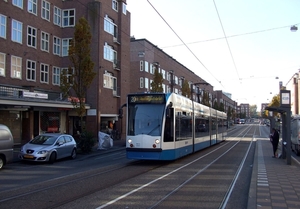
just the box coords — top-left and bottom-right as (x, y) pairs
(127, 104), (164, 136)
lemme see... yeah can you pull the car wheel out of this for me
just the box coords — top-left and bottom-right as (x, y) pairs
(49, 152), (56, 164)
(70, 148), (76, 159)
(0, 156), (4, 170)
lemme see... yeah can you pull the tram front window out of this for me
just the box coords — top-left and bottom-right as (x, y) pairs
(128, 104), (164, 136)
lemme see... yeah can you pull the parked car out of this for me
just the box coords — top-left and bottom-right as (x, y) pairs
(19, 133), (77, 163)
(0, 124), (14, 170)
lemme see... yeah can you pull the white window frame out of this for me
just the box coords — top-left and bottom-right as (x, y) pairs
(150, 63), (154, 74)
(52, 66), (60, 85)
(0, 52), (5, 77)
(144, 61), (149, 72)
(140, 77), (144, 88)
(41, 0), (50, 21)
(145, 77), (149, 90)
(150, 79), (153, 90)
(103, 43), (116, 62)
(140, 60), (144, 71)
(11, 56), (22, 79)
(161, 69), (165, 79)
(26, 59), (36, 81)
(103, 73), (117, 90)
(28, 0), (37, 15)
(62, 9), (75, 27)
(41, 31), (49, 52)
(13, 0), (23, 9)
(40, 63), (49, 83)
(27, 26), (36, 48)
(54, 6), (62, 26)
(53, 36), (61, 56)
(11, 19), (22, 44)
(62, 38), (71, 56)
(112, 0), (118, 11)
(122, 3), (127, 15)
(62, 68), (74, 85)
(0, 14), (7, 39)
(104, 15), (115, 36)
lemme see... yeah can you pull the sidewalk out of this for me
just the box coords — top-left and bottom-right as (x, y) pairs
(248, 138), (300, 209)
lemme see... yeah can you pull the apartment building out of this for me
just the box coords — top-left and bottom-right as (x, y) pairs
(130, 38), (216, 101)
(0, 0), (130, 144)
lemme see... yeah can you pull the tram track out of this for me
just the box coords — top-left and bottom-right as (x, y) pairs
(58, 125), (255, 209)
(0, 125), (258, 209)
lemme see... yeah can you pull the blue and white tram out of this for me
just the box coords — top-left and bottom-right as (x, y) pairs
(126, 92), (227, 160)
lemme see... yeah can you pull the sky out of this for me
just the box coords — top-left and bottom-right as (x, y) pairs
(126, 0), (300, 108)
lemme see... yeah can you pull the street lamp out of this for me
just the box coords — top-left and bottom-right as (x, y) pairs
(291, 25), (298, 32)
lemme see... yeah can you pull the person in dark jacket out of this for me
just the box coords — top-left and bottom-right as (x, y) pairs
(270, 128), (279, 158)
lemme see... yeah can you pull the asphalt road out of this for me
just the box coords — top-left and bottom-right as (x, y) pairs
(0, 124), (262, 209)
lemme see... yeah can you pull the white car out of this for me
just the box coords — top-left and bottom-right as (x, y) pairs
(19, 133), (77, 163)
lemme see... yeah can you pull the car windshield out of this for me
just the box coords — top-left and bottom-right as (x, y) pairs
(30, 135), (58, 145)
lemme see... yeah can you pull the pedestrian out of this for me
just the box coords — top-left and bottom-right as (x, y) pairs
(270, 128), (279, 158)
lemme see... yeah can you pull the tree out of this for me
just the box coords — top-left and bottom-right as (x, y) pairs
(250, 105), (257, 118)
(60, 17), (96, 130)
(202, 92), (210, 107)
(150, 67), (163, 92)
(181, 80), (191, 98)
(263, 94), (280, 118)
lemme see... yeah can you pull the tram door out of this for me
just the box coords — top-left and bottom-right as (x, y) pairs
(164, 108), (174, 143)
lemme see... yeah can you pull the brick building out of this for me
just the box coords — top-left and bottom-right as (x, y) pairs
(0, 0), (130, 143)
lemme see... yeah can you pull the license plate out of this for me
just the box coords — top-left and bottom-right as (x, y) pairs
(24, 154), (34, 159)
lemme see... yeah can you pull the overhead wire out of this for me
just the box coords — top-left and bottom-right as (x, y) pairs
(146, 0), (224, 88)
(213, 0), (240, 82)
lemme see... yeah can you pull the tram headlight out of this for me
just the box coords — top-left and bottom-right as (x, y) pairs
(155, 139), (160, 144)
(128, 139), (132, 144)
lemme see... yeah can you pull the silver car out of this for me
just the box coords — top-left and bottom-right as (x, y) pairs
(19, 133), (77, 163)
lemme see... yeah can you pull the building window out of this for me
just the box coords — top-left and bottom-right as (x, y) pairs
(150, 63), (154, 74)
(0, 53), (5, 76)
(112, 0), (118, 11)
(104, 15), (115, 36)
(62, 9), (75, 27)
(140, 61), (144, 71)
(162, 69), (165, 79)
(11, 56), (22, 79)
(103, 73), (117, 90)
(140, 77), (144, 88)
(52, 66), (60, 85)
(27, 26), (36, 48)
(41, 0), (50, 21)
(103, 43), (116, 62)
(0, 14), (6, 39)
(26, 60), (36, 81)
(13, 0), (23, 9)
(62, 68), (73, 85)
(54, 6), (61, 26)
(145, 77), (149, 90)
(144, 61), (149, 72)
(41, 31), (49, 52)
(53, 36), (61, 56)
(62, 38), (71, 56)
(40, 63), (49, 83)
(122, 3), (127, 15)
(11, 19), (22, 44)
(28, 0), (37, 15)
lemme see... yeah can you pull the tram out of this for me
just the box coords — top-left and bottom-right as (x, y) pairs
(125, 92), (227, 160)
